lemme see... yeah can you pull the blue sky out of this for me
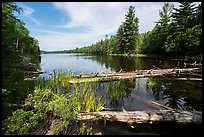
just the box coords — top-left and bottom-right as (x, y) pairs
(15, 2), (201, 51)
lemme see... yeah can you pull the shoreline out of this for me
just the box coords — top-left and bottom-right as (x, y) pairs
(40, 52), (202, 61)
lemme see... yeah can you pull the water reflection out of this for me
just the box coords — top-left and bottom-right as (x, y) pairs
(94, 77), (202, 111)
(90, 78), (162, 111)
(146, 77), (202, 111)
(39, 54), (113, 78)
(104, 79), (135, 111)
(2, 55), (41, 119)
(40, 53), (198, 76)
(89, 55), (190, 72)
(2, 55), (41, 103)
(39, 53), (202, 111)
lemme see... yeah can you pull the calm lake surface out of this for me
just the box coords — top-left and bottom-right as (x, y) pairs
(39, 53), (202, 112)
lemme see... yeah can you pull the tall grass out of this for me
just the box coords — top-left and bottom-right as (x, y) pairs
(4, 69), (106, 135)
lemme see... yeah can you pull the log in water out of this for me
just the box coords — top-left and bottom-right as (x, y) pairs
(69, 67), (202, 83)
(78, 110), (202, 125)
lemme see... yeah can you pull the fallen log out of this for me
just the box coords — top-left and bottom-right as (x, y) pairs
(24, 71), (46, 80)
(69, 67), (202, 83)
(24, 71), (45, 75)
(188, 72), (202, 77)
(78, 110), (202, 125)
(185, 61), (202, 67)
(159, 77), (202, 81)
(24, 77), (36, 80)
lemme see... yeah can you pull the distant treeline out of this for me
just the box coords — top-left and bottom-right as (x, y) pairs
(47, 2), (202, 57)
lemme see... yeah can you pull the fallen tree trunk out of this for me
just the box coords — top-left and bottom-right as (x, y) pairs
(159, 77), (202, 81)
(185, 62), (202, 67)
(69, 67), (202, 83)
(78, 110), (202, 125)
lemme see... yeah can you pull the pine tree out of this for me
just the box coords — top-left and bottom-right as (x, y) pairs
(164, 2), (200, 55)
(134, 17), (140, 54)
(121, 6), (139, 54)
(141, 2), (174, 54)
(116, 24), (125, 54)
(194, 3), (202, 25)
(156, 2), (174, 54)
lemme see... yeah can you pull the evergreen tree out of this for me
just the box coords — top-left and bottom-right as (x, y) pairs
(156, 2), (174, 54)
(141, 2), (174, 54)
(194, 3), (202, 25)
(68, 2), (201, 56)
(70, 5), (140, 55)
(164, 2), (200, 55)
(134, 17), (140, 54)
(121, 6), (139, 54)
(116, 24), (124, 54)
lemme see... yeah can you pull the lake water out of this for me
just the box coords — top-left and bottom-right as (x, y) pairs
(39, 53), (113, 78)
(39, 53), (202, 112)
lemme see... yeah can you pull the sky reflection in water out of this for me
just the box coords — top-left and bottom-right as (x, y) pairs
(39, 53), (202, 111)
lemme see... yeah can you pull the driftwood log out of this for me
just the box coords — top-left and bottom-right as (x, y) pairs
(78, 110), (202, 125)
(24, 71), (46, 80)
(158, 77), (202, 81)
(69, 67), (202, 83)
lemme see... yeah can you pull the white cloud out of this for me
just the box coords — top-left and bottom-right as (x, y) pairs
(32, 2), (201, 51)
(52, 2), (127, 34)
(37, 2), (166, 51)
(18, 3), (41, 26)
(34, 29), (103, 51)
(133, 2), (164, 32)
(51, 2), (170, 34)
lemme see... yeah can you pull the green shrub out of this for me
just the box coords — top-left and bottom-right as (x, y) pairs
(6, 109), (42, 135)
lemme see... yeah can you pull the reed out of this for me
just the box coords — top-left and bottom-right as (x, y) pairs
(5, 69), (106, 135)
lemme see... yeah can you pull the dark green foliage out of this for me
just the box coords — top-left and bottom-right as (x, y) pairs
(141, 2), (174, 54)
(163, 2), (202, 55)
(194, 4), (202, 25)
(121, 6), (140, 54)
(116, 25), (125, 54)
(140, 2), (202, 56)
(4, 109), (42, 135)
(2, 2), (41, 120)
(2, 2), (41, 87)
(2, 2), (40, 67)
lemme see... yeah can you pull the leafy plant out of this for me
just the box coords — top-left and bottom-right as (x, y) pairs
(5, 109), (42, 135)
(4, 68), (106, 135)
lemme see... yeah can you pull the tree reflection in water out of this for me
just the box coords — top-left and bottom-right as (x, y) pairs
(146, 77), (202, 111)
(104, 79), (136, 111)
(2, 55), (41, 119)
(88, 55), (202, 111)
